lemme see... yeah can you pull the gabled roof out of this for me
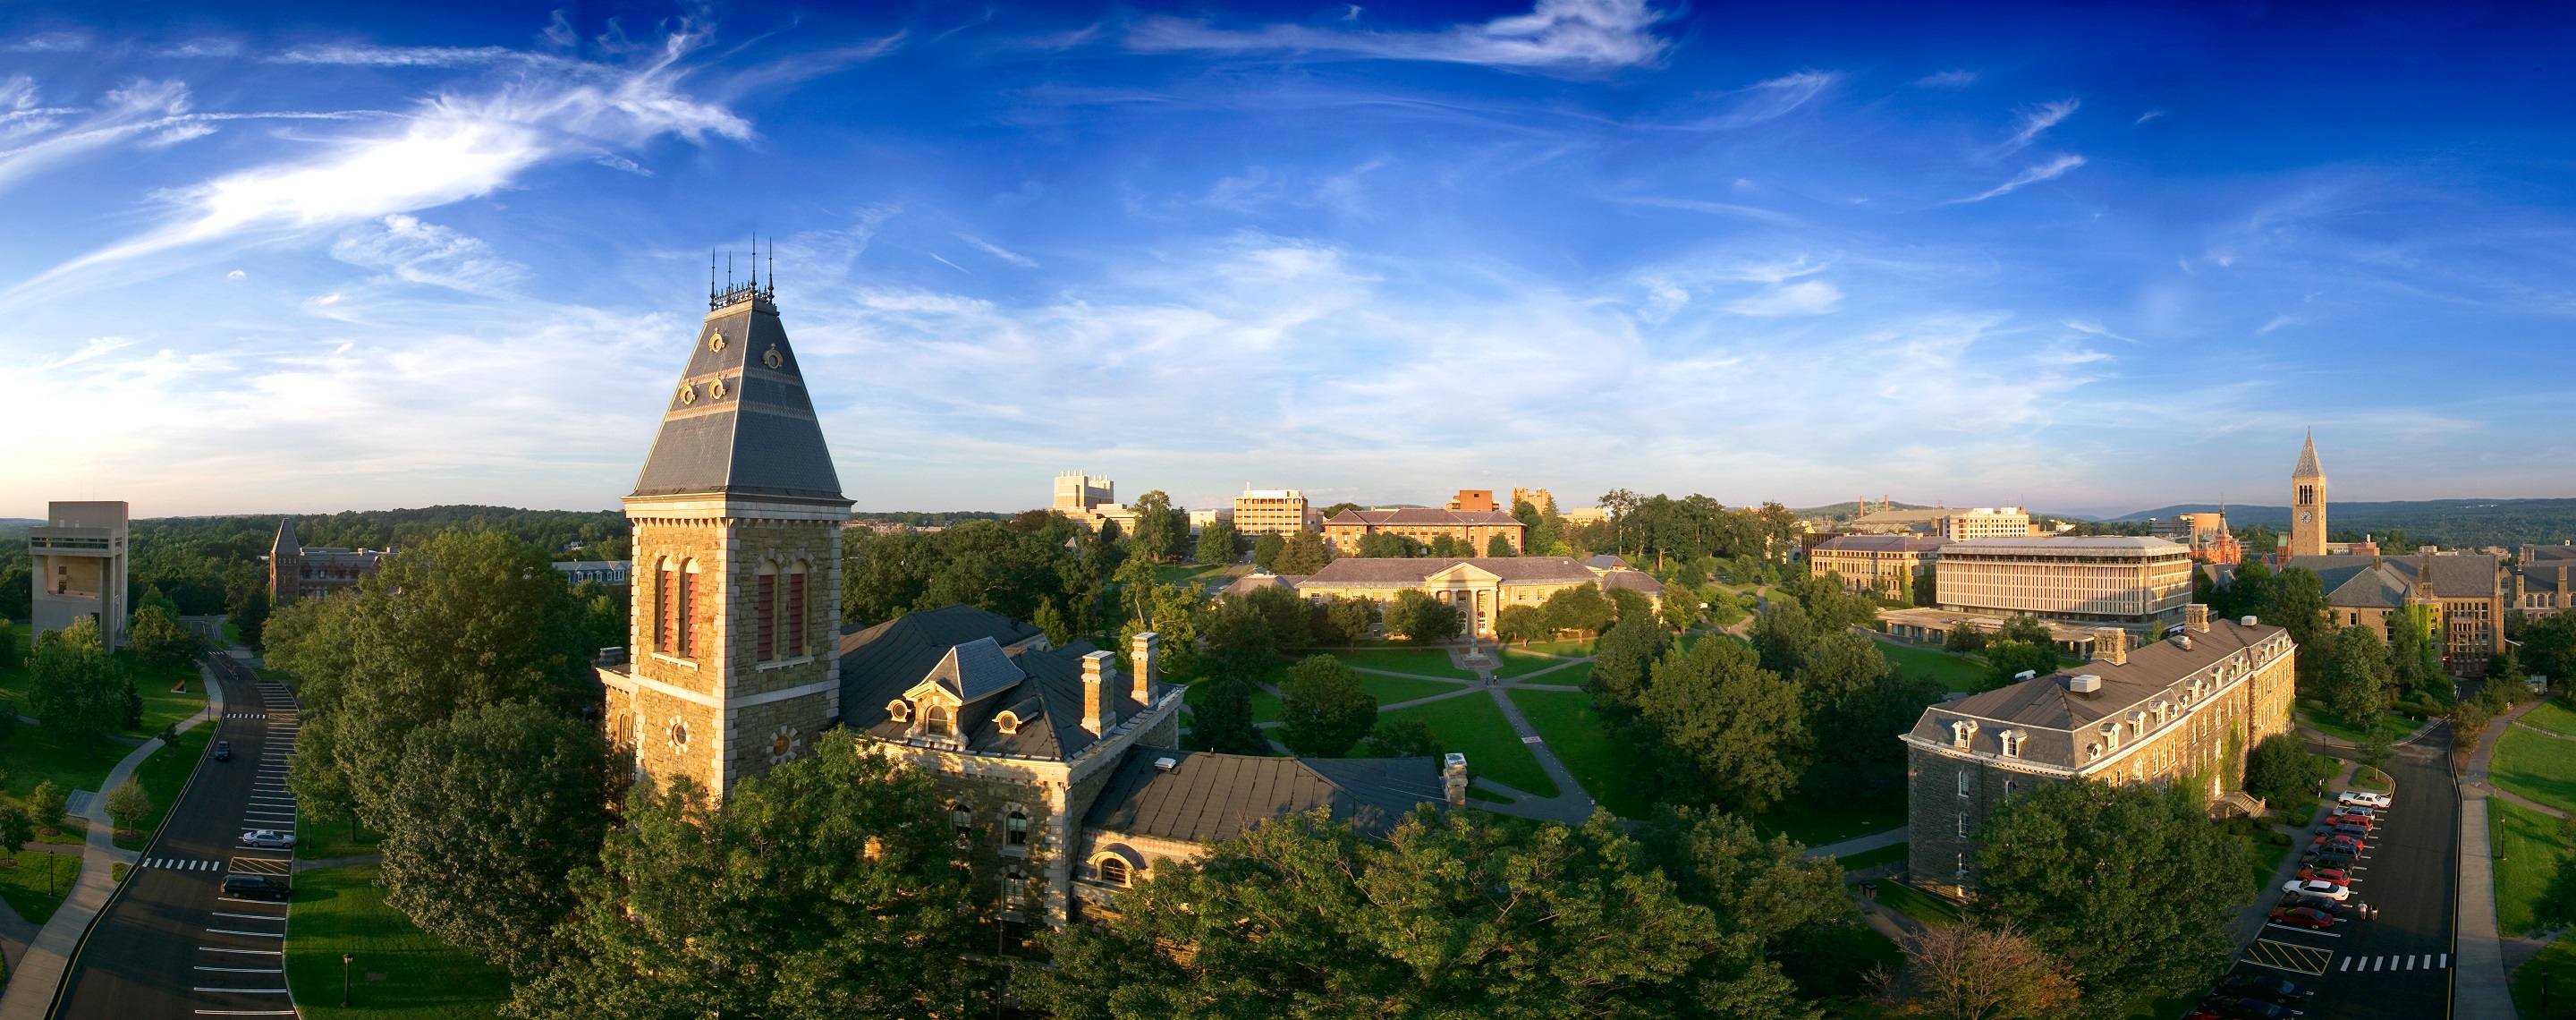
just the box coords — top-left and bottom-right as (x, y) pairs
(271, 518), (297, 557)
(2293, 431), (2325, 479)
(915, 637), (1026, 704)
(631, 295), (848, 503)
(1082, 748), (1445, 844)
(1298, 556), (1600, 586)
(1324, 508), (1523, 528)
(2284, 554), (2502, 603)
(841, 604), (1156, 762)
(1601, 569), (1665, 596)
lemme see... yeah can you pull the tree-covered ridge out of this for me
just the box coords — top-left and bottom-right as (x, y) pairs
(2113, 498), (2576, 549)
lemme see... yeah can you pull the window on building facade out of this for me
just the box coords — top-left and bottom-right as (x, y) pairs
(887, 700), (911, 722)
(1954, 853), (1970, 879)
(2000, 731), (2024, 758)
(656, 560), (675, 653)
(950, 802), (974, 837)
(1956, 812), (1970, 838)
(1956, 769), (1971, 797)
(676, 565), (699, 658)
(2004, 779), (2018, 798)
(757, 572), (777, 660)
(926, 704), (953, 736)
(1098, 856), (1131, 886)
(1007, 809), (1029, 846)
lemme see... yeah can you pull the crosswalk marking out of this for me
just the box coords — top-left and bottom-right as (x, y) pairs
(2340, 953), (2452, 973)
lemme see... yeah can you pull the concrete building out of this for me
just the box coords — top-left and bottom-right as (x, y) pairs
(1233, 487), (1318, 536)
(2290, 432), (2327, 558)
(1291, 556), (1660, 638)
(267, 518), (388, 601)
(1511, 488), (1555, 515)
(2285, 551), (2506, 676)
(28, 501), (128, 651)
(1186, 508), (1231, 535)
(1445, 490), (1497, 513)
(1854, 506), (2035, 540)
(1902, 606), (2297, 897)
(1936, 536), (2195, 635)
(1562, 506), (1608, 527)
(597, 275), (853, 804)
(2515, 545), (2576, 622)
(1321, 508), (1526, 556)
(1048, 472), (1149, 533)
(1808, 534), (1947, 598)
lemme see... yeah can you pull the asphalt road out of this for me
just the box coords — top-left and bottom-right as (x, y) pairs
(2221, 739), (2458, 1020)
(54, 655), (301, 1020)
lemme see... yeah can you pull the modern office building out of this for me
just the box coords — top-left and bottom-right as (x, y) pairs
(1853, 506), (2035, 540)
(1936, 536), (2195, 635)
(29, 501), (129, 650)
(1233, 487), (1318, 535)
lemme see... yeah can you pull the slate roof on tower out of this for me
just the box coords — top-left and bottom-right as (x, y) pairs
(631, 291), (845, 503)
(2293, 431), (2325, 478)
(270, 518), (297, 557)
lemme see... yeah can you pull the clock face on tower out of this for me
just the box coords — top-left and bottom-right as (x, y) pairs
(2300, 512), (2312, 523)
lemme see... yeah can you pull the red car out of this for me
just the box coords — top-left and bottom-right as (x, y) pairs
(2327, 814), (2375, 830)
(2269, 906), (2336, 930)
(2296, 866), (2351, 885)
(2311, 834), (2365, 854)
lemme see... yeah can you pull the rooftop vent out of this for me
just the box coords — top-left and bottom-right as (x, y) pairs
(1153, 756), (1178, 772)
(2066, 674), (2103, 693)
(2015, 669), (2038, 682)
(2240, 615), (2259, 626)
(2173, 633), (2192, 650)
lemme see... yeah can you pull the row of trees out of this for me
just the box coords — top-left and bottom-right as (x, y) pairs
(1576, 491), (1804, 572)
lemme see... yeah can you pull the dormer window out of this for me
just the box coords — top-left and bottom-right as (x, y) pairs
(887, 700), (911, 723)
(995, 711), (1021, 735)
(1950, 719), (1979, 750)
(1097, 856), (1131, 886)
(926, 704), (953, 737)
(2100, 724), (2121, 750)
(2086, 742), (2103, 760)
(1999, 730), (2025, 758)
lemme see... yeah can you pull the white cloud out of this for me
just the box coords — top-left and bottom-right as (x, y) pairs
(162, 39), (242, 58)
(1727, 279), (1842, 316)
(268, 44), (521, 67)
(5, 33), (87, 53)
(226, 269), (245, 280)
(1914, 70), (1979, 89)
(1680, 72), (1838, 130)
(1957, 154), (2087, 203)
(954, 234), (1038, 268)
(330, 215), (527, 294)
(1128, 0), (1674, 73)
(1998, 98), (2079, 154)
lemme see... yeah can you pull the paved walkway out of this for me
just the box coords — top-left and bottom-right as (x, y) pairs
(1804, 826), (1906, 861)
(2455, 698), (2541, 1020)
(0, 663), (218, 1019)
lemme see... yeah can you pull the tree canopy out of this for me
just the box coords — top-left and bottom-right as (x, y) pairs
(28, 618), (124, 757)
(1637, 638), (1807, 813)
(1276, 655), (1377, 757)
(1383, 589), (1464, 644)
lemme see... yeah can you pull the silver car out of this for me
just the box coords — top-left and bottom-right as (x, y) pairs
(240, 829), (296, 849)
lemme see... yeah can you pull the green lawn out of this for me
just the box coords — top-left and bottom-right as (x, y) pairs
(297, 820), (384, 861)
(2520, 700), (2576, 738)
(2297, 707), (2415, 745)
(1494, 650), (1580, 679)
(1380, 693), (1558, 798)
(1754, 791), (1908, 849)
(1515, 638), (1597, 657)
(1508, 689), (1656, 818)
(2512, 931), (2576, 1019)
(115, 725), (213, 849)
(1833, 841), (1908, 871)
(1333, 648), (1478, 681)
(286, 863), (513, 1020)
(2250, 837), (2292, 893)
(1872, 880), (1960, 928)
(2492, 799), (2568, 936)
(1358, 674), (1471, 708)
(1871, 639), (1988, 693)
(2495, 727), (2576, 816)
(0, 846), (82, 925)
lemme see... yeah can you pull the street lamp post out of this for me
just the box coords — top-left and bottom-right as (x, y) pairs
(343, 953), (353, 1007)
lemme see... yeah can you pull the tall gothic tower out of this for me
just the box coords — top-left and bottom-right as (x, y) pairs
(2289, 431), (2326, 557)
(603, 267), (852, 802)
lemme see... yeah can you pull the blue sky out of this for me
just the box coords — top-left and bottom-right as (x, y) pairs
(5, 1), (2574, 519)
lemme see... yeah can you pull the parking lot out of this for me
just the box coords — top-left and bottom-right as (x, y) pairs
(2204, 744), (2456, 1020)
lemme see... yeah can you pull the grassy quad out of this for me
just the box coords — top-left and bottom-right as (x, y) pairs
(0, 844), (83, 924)
(1506, 689), (1656, 819)
(2517, 699), (2576, 738)
(1493, 650), (1583, 680)
(2512, 933), (2576, 1018)
(1355, 674), (1471, 708)
(285, 863), (513, 1020)
(2296, 705), (2417, 745)
(2490, 798), (2567, 937)
(1378, 693), (1558, 798)
(1185, 676), (1284, 726)
(1329, 648), (1479, 682)
(1754, 792), (1908, 849)
(1869, 639), (1989, 693)
(2494, 727), (2576, 816)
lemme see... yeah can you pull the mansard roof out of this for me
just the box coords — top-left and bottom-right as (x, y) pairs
(839, 603), (1158, 762)
(1082, 747), (1446, 844)
(1907, 617), (2289, 769)
(631, 294), (847, 504)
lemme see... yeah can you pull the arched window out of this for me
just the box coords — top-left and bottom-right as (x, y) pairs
(1006, 809), (1029, 846)
(1097, 856), (1130, 886)
(926, 704), (953, 736)
(886, 700), (911, 722)
(995, 711), (1021, 735)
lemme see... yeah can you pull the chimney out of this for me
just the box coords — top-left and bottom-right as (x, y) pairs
(1131, 631), (1160, 706)
(2184, 603), (2210, 633)
(1080, 650), (1117, 735)
(1444, 752), (1469, 806)
(2091, 627), (2128, 667)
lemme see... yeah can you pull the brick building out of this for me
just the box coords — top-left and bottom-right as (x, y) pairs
(1322, 507), (1526, 555)
(1902, 606), (2298, 897)
(1233, 488), (1318, 536)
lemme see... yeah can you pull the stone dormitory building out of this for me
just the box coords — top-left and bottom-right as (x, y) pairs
(593, 275), (1463, 944)
(1903, 605), (2297, 899)
(265, 518), (388, 601)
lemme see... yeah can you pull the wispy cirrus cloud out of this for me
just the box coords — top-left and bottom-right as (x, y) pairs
(330, 215), (527, 294)
(1998, 98), (2079, 154)
(955, 234), (1038, 268)
(1128, 0), (1675, 73)
(1957, 154), (2087, 203)
(269, 44), (522, 67)
(1914, 69), (1979, 89)
(1674, 72), (1838, 130)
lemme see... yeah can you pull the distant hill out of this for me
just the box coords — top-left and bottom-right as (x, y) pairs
(2112, 498), (2576, 550)
(1789, 500), (1940, 520)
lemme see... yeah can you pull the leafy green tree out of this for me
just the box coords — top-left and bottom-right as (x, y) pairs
(1493, 604), (1548, 645)
(2324, 625), (2397, 729)
(1275, 655), (1377, 757)
(377, 701), (614, 976)
(1539, 584), (1613, 637)
(840, 517), (1097, 629)
(1194, 519), (1239, 566)
(1606, 586), (1656, 629)
(1982, 641), (2059, 691)
(2520, 611), (2576, 691)
(1993, 614), (2051, 648)
(1251, 532), (1286, 572)
(1893, 923), (2082, 1020)
(1191, 677), (1271, 756)
(1798, 631), (1941, 797)
(1119, 582), (1207, 682)
(1912, 562), (1939, 608)
(1484, 532), (1517, 557)
(105, 778), (152, 834)
(1275, 531), (1333, 574)
(1638, 805), (1851, 947)
(136, 582), (183, 621)
(1750, 595), (1818, 677)
(1354, 718), (1441, 758)
(1319, 501), (1368, 520)
(0, 619), (20, 672)
(1033, 600), (1073, 647)
(128, 604), (202, 676)
(507, 740), (989, 1020)
(28, 619), (124, 758)
(1943, 623), (1987, 654)
(2241, 734), (2331, 803)
(2447, 698), (2491, 751)
(1238, 583), (1312, 650)
(1200, 599), (1278, 684)
(1660, 584), (1703, 632)
(0, 802), (32, 859)
(1356, 531), (1426, 558)
(1586, 614), (1670, 720)
(225, 584), (271, 650)
(1638, 638), (1806, 812)
(28, 780), (67, 832)
(1974, 779), (2252, 1003)
(1127, 490), (1182, 564)
(1024, 809), (1808, 1020)
(1318, 595), (1378, 645)
(1382, 590), (1464, 644)
(2490, 646), (2529, 693)
(1425, 533), (1470, 557)
(2386, 603), (2445, 695)
(2266, 567), (2334, 685)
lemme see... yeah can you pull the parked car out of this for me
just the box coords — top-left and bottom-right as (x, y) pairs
(2218, 974), (2315, 1007)
(2326, 812), (2375, 828)
(2326, 822), (2371, 838)
(2280, 893), (2350, 915)
(2333, 806), (2378, 821)
(2199, 996), (2303, 1020)
(2268, 906), (2336, 930)
(213, 740), (231, 761)
(2294, 866), (2351, 885)
(2309, 834), (2364, 854)
(2337, 791), (2393, 809)
(240, 829), (296, 849)
(2284, 879), (2352, 902)
(223, 874), (290, 901)
(2304, 851), (2357, 870)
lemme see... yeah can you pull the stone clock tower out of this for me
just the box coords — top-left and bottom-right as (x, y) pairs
(2289, 431), (2326, 558)
(600, 268), (852, 803)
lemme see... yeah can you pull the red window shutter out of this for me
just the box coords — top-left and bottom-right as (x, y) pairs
(757, 574), (776, 660)
(679, 571), (697, 658)
(657, 570), (675, 654)
(787, 573), (806, 657)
